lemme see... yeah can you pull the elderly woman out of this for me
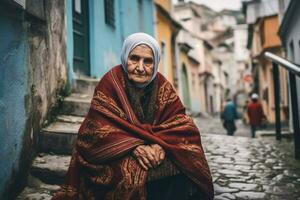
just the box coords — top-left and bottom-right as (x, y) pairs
(52, 33), (213, 200)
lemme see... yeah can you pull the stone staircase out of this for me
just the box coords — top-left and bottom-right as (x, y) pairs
(16, 77), (99, 200)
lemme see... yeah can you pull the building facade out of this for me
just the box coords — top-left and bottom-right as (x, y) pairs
(278, 0), (300, 132)
(0, 1), (67, 199)
(154, 0), (181, 86)
(233, 24), (251, 113)
(174, 1), (216, 114)
(176, 29), (193, 109)
(66, 0), (155, 80)
(244, 0), (289, 123)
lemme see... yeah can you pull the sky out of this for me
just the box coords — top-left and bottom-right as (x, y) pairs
(173, 0), (242, 11)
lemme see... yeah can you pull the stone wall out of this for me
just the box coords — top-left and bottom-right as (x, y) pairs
(27, 0), (67, 126)
(0, 0), (67, 199)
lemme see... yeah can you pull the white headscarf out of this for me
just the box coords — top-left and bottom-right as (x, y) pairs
(120, 32), (161, 88)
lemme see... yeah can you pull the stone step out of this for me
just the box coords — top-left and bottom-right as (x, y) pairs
(30, 154), (71, 185)
(39, 121), (80, 154)
(16, 175), (59, 200)
(56, 115), (85, 124)
(16, 185), (56, 200)
(73, 77), (99, 96)
(61, 93), (92, 117)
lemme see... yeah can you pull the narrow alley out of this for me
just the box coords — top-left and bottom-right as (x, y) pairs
(196, 115), (300, 200)
(2, 0), (300, 200)
(203, 134), (300, 200)
(194, 110), (300, 200)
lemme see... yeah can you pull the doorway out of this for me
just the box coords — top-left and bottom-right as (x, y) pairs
(72, 0), (90, 76)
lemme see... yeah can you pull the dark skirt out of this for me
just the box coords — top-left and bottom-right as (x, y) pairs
(146, 174), (208, 200)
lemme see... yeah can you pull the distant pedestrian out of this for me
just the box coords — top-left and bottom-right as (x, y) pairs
(247, 93), (266, 138)
(221, 98), (238, 136)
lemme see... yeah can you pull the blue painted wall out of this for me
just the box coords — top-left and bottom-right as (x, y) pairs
(66, 0), (75, 86)
(66, 0), (155, 80)
(0, 8), (27, 197)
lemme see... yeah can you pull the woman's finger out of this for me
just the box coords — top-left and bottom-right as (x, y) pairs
(159, 149), (165, 161)
(136, 157), (148, 170)
(154, 150), (161, 165)
(140, 154), (153, 169)
(133, 146), (152, 169)
(146, 147), (158, 167)
(151, 144), (165, 164)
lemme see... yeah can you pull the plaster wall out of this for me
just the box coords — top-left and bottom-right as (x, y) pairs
(156, 10), (173, 83)
(281, 1), (300, 125)
(0, 1), (67, 198)
(0, 6), (27, 198)
(188, 60), (201, 112)
(234, 25), (249, 62)
(178, 51), (191, 109)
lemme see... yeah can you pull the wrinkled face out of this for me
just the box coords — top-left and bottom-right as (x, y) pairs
(126, 44), (154, 85)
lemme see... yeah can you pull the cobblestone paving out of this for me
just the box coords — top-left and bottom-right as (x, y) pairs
(196, 116), (300, 200)
(194, 115), (251, 137)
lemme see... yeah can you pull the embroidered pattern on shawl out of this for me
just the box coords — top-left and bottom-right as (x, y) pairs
(91, 91), (127, 121)
(157, 81), (178, 111)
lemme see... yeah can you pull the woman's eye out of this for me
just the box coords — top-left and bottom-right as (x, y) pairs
(130, 55), (140, 62)
(144, 58), (153, 65)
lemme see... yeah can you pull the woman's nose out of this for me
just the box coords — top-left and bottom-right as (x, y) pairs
(137, 60), (144, 71)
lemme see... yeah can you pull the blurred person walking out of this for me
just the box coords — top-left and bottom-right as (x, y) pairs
(221, 98), (238, 136)
(247, 93), (266, 138)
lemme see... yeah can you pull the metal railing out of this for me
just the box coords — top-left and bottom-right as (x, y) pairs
(265, 52), (300, 76)
(264, 52), (300, 160)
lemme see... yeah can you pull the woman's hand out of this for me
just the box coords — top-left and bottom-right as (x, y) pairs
(150, 144), (165, 164)
(132, 144), (165, 170)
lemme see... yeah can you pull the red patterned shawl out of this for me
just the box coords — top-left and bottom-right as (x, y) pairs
(52, 65), (214, 200)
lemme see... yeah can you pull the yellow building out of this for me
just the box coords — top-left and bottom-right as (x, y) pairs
(176, 29), (205, 113)
(155, 0), (181, 87)
(249, 15), (289, 123)
(178, 41), (192, 109)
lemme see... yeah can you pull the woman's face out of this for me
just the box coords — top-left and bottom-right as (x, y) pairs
(126, 44), (154, 85)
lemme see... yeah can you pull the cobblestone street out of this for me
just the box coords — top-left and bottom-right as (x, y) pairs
(194, 115), (251, 137)
(195, 116), (300, 200)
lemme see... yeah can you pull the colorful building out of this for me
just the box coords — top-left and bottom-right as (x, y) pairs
(0, 1), (67, 199)
(177, 30), (193, 109)
(174, 1), (215, 114)
(154, 0), (181, 87)
(66, 0), (156, 80)
(278, 0), (300, 158)
(244, 0), (289, 123)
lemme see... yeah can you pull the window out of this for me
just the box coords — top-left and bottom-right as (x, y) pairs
(104, 0), (115, 28)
